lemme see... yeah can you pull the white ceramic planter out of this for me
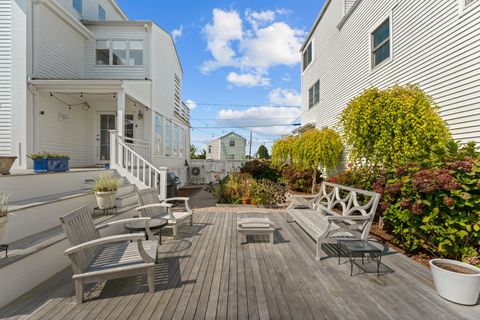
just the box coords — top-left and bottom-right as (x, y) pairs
(0, 215), (8, 242)
(95, 191), (117, 209)
(430, 259), (480, 305)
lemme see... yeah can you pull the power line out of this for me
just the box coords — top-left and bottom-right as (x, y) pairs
(191, 123), (301, 129)
(191, 102), (301, 108)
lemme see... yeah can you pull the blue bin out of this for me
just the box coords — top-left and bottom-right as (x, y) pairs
(34, 158), (69, 173)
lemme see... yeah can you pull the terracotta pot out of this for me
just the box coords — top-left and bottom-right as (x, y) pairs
(95, 191), (117, 209)
(250, 198), (257, 205)
(242, 197), (249, 205)
(0, 156), (16, 175)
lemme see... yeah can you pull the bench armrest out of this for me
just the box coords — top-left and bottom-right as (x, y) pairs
(163, 197), (192, 214)
(290, 195), (317, 199)
(96, 217), (151, 230)
(64, 233), (146, 255)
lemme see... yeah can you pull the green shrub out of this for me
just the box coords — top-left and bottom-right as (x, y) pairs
(254, 179), (286, 205)
(240, 160), (281, 182)
(339, 84), (450, 168)
(281, 165), (316, 193)
(28, 152), (70, 159)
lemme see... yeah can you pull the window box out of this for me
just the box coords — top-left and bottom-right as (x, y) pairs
(33, 158), (69, 174)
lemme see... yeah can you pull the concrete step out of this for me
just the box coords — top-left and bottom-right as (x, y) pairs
(116, 191), (138, 208)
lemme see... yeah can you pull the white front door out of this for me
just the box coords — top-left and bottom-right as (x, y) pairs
(97, 113), (134, 162)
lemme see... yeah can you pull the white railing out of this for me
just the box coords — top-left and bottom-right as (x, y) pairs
(109, 130), (167, 200)
(120, 136), (150, 161)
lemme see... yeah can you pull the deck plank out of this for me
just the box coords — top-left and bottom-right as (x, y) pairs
(1, 210), (479, 320)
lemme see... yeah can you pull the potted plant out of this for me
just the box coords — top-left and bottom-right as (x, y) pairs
(429, 258), (480, 305)
(28, 152), (70, 173)
(0, 156), (17, 175)
(0, 191), (9, 242)
(93, 174), (119, 209)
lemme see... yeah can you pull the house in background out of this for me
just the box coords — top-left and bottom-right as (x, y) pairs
(1, 0), (190, 185)
(300, 0), (480, 144)
(207, 132), (246, 160)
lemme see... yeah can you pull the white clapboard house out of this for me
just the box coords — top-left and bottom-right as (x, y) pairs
(207, 132), (247, 160)
(1, 0), (190, 192)
(300, 0), (480, 144)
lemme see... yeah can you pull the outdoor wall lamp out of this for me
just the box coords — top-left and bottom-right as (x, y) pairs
(137, 111), (144, 120)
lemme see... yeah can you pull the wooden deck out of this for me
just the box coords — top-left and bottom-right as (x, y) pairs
(0, 210), (478, 320)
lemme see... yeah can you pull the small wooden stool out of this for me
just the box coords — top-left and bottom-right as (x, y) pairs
(237, 217), (275, 244)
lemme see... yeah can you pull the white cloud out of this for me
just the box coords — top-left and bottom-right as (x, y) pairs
(268, 88), (301, 106)
(185, 99), (197, 110)
(227, 72), (270, 87)
(201, 8), (305, 82)
(216, 106), (300, 136)
(281, 73), (291, 82)
(245, 9), (276, 29)
(171, 25), (183, 41)
(201, 9), (243, 73)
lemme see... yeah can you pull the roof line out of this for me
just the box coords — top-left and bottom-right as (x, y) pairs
(300, 0), (332, 52)
(108, 0), (128, 20)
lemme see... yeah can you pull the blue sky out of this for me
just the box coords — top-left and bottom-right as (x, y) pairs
(117, 0), (325, 154)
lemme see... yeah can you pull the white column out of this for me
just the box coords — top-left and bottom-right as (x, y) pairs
(117, 90), (125, 137)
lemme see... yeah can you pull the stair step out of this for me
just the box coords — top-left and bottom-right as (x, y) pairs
(116, 192), (138, 208)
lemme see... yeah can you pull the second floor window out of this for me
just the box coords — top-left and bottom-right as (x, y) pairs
(98, 5), (106, 20)
(96, 40), (144, 66)
(308, 80), (320, 108)
(73, 0), (82, 15)
(371, 18), (390, 68)
(229, 140), (235, 147)
(303, 42), (313, 71)
(208, 146), (212, 154)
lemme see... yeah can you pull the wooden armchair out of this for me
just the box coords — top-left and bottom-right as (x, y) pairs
(60, 206), (158, 303)
(136, 188), (193, 237)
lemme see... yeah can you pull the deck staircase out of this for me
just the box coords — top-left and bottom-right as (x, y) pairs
(109, 130), (167, 200)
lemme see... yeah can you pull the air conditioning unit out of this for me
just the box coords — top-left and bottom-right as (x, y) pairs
(191, 166), (201, 176)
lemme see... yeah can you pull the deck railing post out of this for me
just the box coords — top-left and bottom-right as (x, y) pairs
(109, 130), (117, 168)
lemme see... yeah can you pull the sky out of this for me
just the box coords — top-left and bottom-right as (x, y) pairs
(117, 0), (326, 155)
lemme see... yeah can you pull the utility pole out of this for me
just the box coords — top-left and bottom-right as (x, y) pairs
(248, 130), (252, 160)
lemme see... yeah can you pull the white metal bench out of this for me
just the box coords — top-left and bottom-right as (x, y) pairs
(287, 182), (381, 260)
(60, 206), (158, 303)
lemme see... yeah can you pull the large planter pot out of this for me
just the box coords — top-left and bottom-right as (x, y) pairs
(0, 156), (16, 175)
(95, 191), (117, 209)
(430, 259), (480, 305)
(33, 158), (69, 174)
(0, 215), (8, 243)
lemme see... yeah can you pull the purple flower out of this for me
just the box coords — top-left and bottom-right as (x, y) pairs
(400, 198), (412, 209)
(449, 160), (473, 173)
(411, 200), (424, 215)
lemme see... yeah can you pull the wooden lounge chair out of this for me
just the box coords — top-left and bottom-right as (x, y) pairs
(60, 206), (158, 303)
(136, 188), (193, 237)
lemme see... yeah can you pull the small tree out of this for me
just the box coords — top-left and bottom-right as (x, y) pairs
(190, 145), (197, 159)
(257, 145), (270, 159)
(340, 84), (450, 168)
(272, 135), (297, 168)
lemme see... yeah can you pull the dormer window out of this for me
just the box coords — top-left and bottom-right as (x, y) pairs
(95, 40), (144, 66)
(73, 0), (82, 15)
(302, 42), (313, 71)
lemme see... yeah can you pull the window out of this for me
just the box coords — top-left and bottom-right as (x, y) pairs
(95, 40), (144, 66)
(229, 154), (235, 160)
(179, 127), (184, 156)
(112, 41), (127, 65)
(371, 18), (391, 68)
(73, 0), (82, 15)
(95, 40), (110, 65)
(165, 119), (172, 155)
(173, 125), (178, 155)
(229, 140), (235, 147)
(129, 41), (143, 66)
(308, 80), (320, 108)
(154, 115), (163, 155)
(208, 146), (212, 154)
(303, 42), (313, 71)
(98, 5), (106, 20)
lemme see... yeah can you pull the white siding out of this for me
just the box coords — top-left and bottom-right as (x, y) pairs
(123, 80), (151, 107)
(344, 0), (358, 14)
(35, 4), (85, 79)
(302, 0), (480, 144)
(84, 25), (148, 80)
(0, 0), (11, 154)
(207, 133), (246, 160)
(56, 0), (125, 21)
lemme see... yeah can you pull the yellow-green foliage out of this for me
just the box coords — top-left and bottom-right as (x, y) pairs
(291, 128), (343, 172)
(272, 129), (343, 173)
(93, 174), (119, 192)
(271, 135), (297, 168)
(340, 84), (450, 167)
